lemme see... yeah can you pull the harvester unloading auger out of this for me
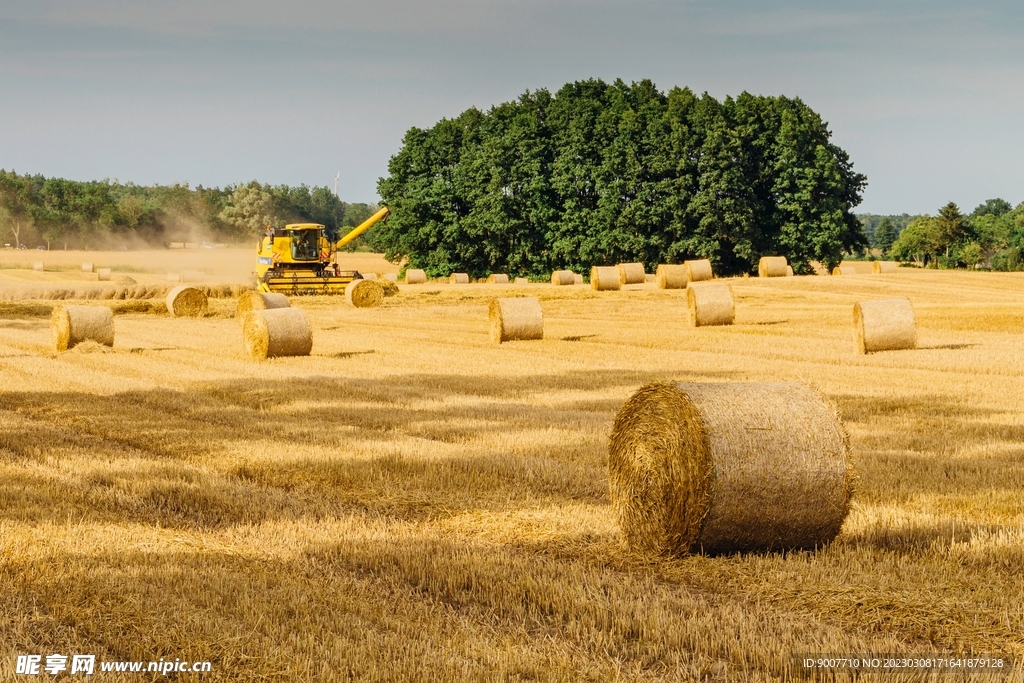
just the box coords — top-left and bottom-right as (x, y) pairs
(254, 206), (389, 294)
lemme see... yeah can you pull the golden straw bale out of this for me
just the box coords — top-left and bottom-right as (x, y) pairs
(514, 277), (529, 285)
(551, 270), (575, 286)
(684, 259), (713, 282)
(236, 291), (290, 318)
(487, 273), (510, 284)
(758, 256), (789, 277)
(51, 305), (114, 352)
(617, 262), (646, 285)
(590, 266), (621, 291)
(854, 298), (916, 354)
(786, 265), (794, 276)
(345, 278), (384, 308)
(32, 262), (44, 271)
(489, 297), (543, 343)
(687, 284), (734, 327)
(242, 308), (312, 359)
(449, 273), (470, 284)
(405, 269), (427, 284)
(655, 264), (689, 290)
(873, 261), (898, 274)
(379, 279), (399, 297)
(833, 266), (857, 276)
(166, 285), (208, 317)
(383, 273), (398, 282)
(645, 273), (656, 283)
(81, 263), (94, 273)
(360, 272), (379, 281)
(574, 273), (583, 285)
(609, 381), (852, 555)
(97, 268), (112, 281)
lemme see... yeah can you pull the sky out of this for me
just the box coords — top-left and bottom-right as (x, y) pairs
(0, 0), (1021, 214)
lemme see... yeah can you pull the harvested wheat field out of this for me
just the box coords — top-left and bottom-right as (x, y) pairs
(1, 254), (1024, 681)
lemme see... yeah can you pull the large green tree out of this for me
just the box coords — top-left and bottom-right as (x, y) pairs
(377, 80), (867, 277)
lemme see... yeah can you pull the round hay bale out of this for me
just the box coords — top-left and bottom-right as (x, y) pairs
(551, 270), (575, 286)
(655, 264), (689, 290)
(645, 273), (656, 283)
(379, 279), (399, 297)
(236, 291), (290, 318)
(489, 297), (543, 343)
(51, 305), (114, 352)
(873, 261), (898, 274)
(487, 273), (510, 284)
(81, 263), (94, 273)
(853, 298), (916, 354)
(97, 268), (112, 281)
(786, 265), (794, 277)
(242, 308), (312, 359)
(32, 262), (44, 271)
(758, 256), (789, 278)
(405, 269), (427, 284)
(166, 285), (208, 317)
(833, 266), (857, 276)
(617, 262), (646, 285)
(383, 273), (398, 283)
(590, 266), (621, 291)
(514, 277), (529, 285)
(685, 259), (713, 282)
(116, 275), (137, 285)
(360, 272), (379, 281)
(449, 273), (469, 284)
(687, 284), (734, 327)
(574, 273), (584, 285)
(345, 278), (384, 308)
(608, 381), (853, 555)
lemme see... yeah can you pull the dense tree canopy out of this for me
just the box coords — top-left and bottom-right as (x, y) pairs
(377, 79), (868, 277)
(0, 171), (378, 250)
(889, 199), (1024, 269)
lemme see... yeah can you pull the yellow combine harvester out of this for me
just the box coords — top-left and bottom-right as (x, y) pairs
(254, 206), (389, 294)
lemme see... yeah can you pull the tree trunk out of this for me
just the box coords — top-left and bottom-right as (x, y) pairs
(10, 220), (20, 249)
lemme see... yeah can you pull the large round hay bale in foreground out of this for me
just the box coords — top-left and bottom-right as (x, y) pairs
(166, 285), (208, 317)
(379, 279), (399, 297)
(236, 291), (290, 318)
(609, 381), (852, 555)
(242, 308), (312, 359)
(405, 269), (427, 284)
(551, 270), (575, 286)
(52, 305), (114, 352)
(854, 298), (916, 354)
(873, 261), (898, 274)
(590, 266), (621, 291)
(617, 262), (646, 285)
(97, 268), (112, 281)
(758, 256), (789, 278)
(449, 273), (469, 284)
(685, 259), (713, 282)
(687, 284), (734, 327)
(345, 278), (384, 308)
(487, 273), (510, 284)
(656, 264), (689, 290)
(489, 297), (543, 343)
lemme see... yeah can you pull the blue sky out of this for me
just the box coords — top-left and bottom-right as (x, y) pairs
(1, 0), (1021, 213)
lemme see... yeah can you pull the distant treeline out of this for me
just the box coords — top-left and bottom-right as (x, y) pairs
(0, 171), (379, 250)
(377, 79), (868, 277)
(857, 198), (1024, 270)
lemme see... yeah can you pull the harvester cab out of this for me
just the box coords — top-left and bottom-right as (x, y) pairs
(255, 206), (389, 294)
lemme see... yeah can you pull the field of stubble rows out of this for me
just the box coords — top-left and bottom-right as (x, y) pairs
(1, 249), (1022, 681)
